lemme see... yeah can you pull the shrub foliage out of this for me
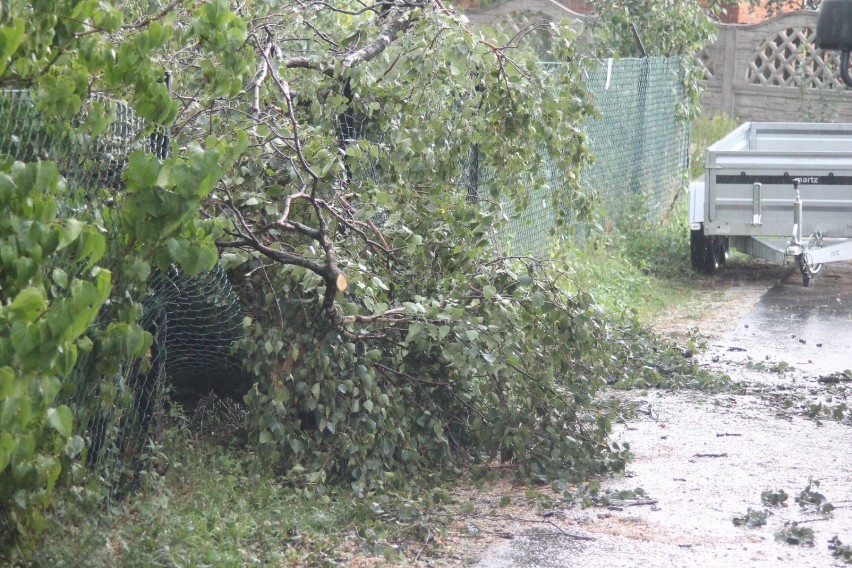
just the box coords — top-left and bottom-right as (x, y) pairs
(0, 0), (717, 557)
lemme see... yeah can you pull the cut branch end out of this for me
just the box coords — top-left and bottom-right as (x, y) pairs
(336, 272), (349, 292)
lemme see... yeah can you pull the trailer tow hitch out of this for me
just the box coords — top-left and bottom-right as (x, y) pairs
(785, 181), (824, 287)
(798, 243), (824, 288)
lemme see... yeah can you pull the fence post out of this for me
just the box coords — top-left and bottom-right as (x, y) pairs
(630, 56), (650, 195)
(720, 25), (738, 118)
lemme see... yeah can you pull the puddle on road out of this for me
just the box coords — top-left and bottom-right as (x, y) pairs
(712, 263), (852, 379)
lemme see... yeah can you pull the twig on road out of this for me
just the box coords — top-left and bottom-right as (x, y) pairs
(817, 373), (852, 384)
(546, 520), (596, 541)
(469, 513), (596, 541)
(794, 517), (832, 524)
(606, 498), (659, 508)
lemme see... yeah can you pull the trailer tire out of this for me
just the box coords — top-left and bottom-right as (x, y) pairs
(691, 229), (727, 274)
(714, 235), (729, 266)
(690, 229), (706, 272)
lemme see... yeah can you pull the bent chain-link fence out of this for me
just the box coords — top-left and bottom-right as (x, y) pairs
(0, 90), (246, 497)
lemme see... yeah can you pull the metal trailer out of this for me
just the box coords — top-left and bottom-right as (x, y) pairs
(688, 121), (852, 286)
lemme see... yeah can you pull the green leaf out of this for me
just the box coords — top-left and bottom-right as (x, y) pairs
(75, 229), (106, 268)
(125, 258), (151, 282)
(344, 144), (363, 158)
(57, 344), (78, 376)
(57, 219), (84, 250)
(51, 268), (68, 289)
(123, 325), (151, 357)
(64, 435), (85, 458)
(8, 288), (47, 321)
(0, 432), (15, 472)
(371, 276), (389, 291)
(405, 322), (423, 343)
(45, 406), (73, 438)
(0, 368), (14, 398)
(0, 18), (26, 75)
(10, 320), (40, 357)
(126, 150), (162, 189)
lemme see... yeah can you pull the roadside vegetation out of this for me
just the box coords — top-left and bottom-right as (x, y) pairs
(29, 136), (732, 568)
(0, 0), (733, 565)
(33, 412), (457, 566)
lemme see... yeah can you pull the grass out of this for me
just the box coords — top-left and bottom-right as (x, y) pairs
(36, 439), (339, 566)
(561, 112), (745, 323)
(559, 195), (698, 322)
(560, 239), (691, 318)
(31, 410), (455, 567)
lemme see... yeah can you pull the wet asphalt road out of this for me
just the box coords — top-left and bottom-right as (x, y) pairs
(474, 261), (852, 568)
(718, 261), (852, 377)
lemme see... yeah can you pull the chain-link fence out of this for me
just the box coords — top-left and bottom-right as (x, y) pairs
(0, 90), (146, 189)
(497, 56), (690, 257)
(0, 90), (246, 497)
(584, 57), (688, 216)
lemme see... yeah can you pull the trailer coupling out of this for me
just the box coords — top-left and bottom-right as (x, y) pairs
(785, 180), (852, 287)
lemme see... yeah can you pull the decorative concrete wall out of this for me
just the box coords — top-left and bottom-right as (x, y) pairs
(700, 11), (852, 122)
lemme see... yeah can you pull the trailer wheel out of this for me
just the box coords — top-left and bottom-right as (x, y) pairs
(690, 229), (707, 271)
(715, 236), (729, 266)
(690, 229), (726, 274)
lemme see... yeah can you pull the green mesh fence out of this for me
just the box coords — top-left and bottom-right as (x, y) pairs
(583, 57), (689, 216)
(0, 90), (246, 495)
(497, 56), (690, 257)
(0, 89), (150, 188)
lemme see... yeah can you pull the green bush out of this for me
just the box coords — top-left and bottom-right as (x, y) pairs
(689, 114), (739, 179)
(0, 162), (109, 547)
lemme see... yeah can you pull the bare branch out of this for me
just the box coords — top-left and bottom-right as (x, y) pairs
(122, 0), (184, 30)
(342, 8), (416, 68)
(338, 307), (412, 324)
(278, 191), (309, 224)
(303, 19), (340, 48)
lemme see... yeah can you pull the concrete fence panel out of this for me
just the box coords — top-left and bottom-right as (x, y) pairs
(701, 11), (852, 122)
